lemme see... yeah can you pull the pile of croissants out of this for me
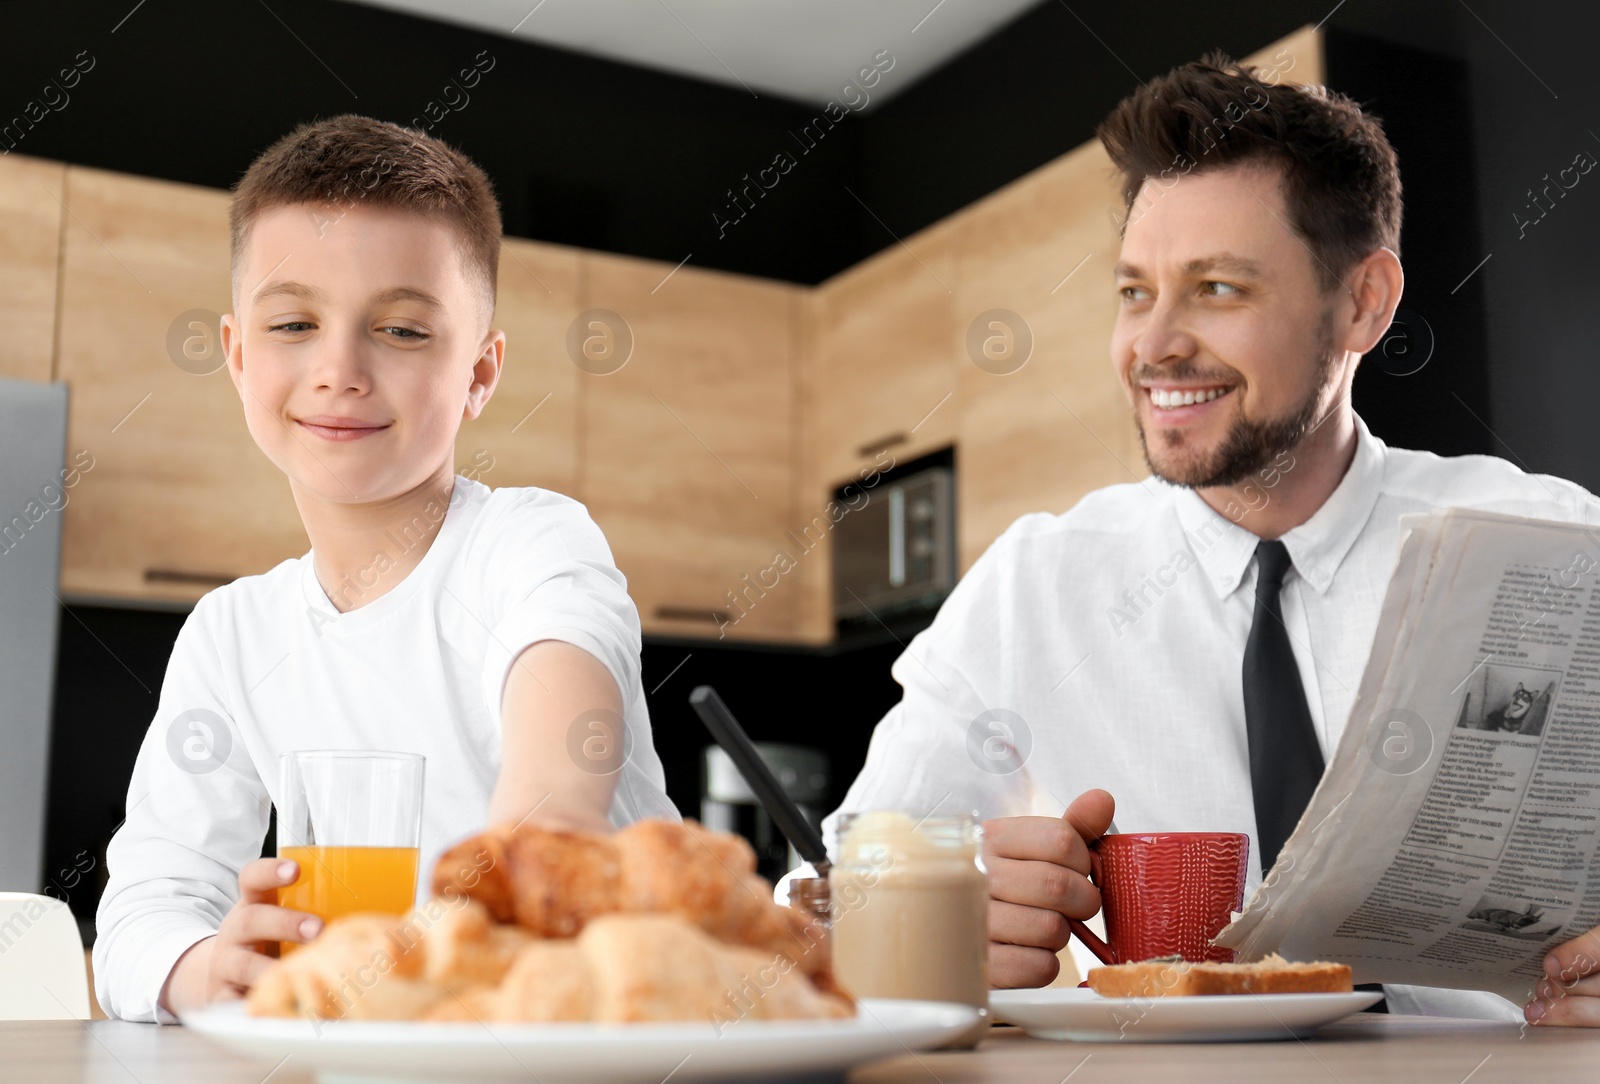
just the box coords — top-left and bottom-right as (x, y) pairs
(247, 818), (852, 1025)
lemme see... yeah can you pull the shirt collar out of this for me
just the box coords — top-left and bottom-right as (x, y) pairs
(1172, 481), (1258, 599)
(1279, 413), (1387, 594)
(1171, 413), (1388, 599)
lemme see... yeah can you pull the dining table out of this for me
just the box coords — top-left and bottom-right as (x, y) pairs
(1, 1011), (1593, 1084)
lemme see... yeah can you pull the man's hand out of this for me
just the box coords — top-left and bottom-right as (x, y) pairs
(158, 857), (324, 1017)
(983, 788), (1116, 988)
(1526, 926), (1600, 1026)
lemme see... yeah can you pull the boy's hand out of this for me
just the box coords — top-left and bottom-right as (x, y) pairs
(160, 857), (324, 1016)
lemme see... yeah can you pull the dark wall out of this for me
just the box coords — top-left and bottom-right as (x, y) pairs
(0, 0), (866, 283)
(44, 608), (182, 930)
(1329, 29), (1493, 459)
(853, 2), (1328, 249)
(1452, 0), (1600, 493)
(640, 637), (907, 820)
(0, 0), (1527, 292)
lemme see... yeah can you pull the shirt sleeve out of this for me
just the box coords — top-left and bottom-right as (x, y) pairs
(821, 518), (1044, 852)
(468, 489), (644, 734)
(92, 595), (271, 1023)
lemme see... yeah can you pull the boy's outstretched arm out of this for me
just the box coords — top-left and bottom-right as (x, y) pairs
(488, 639), (624, 833)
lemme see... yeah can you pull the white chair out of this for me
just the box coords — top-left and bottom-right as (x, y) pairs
(0, 893), (90, 1019)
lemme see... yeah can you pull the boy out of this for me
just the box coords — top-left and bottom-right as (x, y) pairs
(93, 115), (677, 1023)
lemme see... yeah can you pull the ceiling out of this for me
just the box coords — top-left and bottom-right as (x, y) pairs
(338, 0), (1043, 107)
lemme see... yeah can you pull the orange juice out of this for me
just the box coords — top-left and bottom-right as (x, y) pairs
(277, 845), (419, 955)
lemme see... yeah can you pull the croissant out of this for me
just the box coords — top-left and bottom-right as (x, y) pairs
(248, 899), (853, 1025)
(247, 909), (445, 1021)
(432, 818), (839, 991)
(512, 912), (850, 1024)
(428, 913), (851, 1025)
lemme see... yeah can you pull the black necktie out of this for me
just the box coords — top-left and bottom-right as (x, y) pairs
(1243, 540), (1326, 872)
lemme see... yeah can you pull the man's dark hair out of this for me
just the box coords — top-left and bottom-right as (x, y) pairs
(1097, 51), (1402, 292)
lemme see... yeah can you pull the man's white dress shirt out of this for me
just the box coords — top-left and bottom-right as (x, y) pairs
(825, 414), (1600, 1020)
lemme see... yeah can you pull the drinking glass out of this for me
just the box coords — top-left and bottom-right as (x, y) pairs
(276, 750), (424, 955)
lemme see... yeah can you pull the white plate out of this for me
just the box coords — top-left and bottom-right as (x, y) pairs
(989, 987), (1382, 1043)
(184, 998), (979, 1083)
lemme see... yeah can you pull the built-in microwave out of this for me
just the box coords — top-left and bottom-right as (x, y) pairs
(831, 456), (956, 630)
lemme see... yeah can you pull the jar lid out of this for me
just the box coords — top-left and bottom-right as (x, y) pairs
(835, 810), (981, 863)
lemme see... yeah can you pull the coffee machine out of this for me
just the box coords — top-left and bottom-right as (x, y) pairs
(700, 743), (828, 884)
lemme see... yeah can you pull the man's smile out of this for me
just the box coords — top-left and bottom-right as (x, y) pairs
(1143, 384), (1236, 418)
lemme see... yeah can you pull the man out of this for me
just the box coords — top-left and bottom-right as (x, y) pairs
(820, 53), (1600, 1024)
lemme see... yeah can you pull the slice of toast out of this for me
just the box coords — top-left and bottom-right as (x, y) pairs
(1086, 953), (1353, 997)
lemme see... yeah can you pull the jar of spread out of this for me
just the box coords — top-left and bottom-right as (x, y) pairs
(828, 811), (989, 1048)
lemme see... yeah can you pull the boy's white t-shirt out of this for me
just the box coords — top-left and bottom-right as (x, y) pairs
(92, 475), (678, 1023)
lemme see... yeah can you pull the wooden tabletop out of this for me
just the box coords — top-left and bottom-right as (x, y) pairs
(2, 1012), (1592, 1083)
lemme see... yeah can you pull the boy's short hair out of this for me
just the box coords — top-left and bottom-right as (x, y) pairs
(229, 113), (502, 325)
(1096, 50), (1403, 293)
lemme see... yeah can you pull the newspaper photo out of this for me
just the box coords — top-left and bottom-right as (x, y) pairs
(1216, 508), (1600, 1004)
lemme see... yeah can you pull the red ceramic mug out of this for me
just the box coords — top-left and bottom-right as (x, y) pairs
(1066, 832), (1250, 965)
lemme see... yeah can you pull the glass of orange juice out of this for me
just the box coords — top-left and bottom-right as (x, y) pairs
(276, 750), (424, 955)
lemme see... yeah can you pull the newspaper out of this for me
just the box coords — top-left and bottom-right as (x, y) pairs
(1216, 507), (1600, 1003)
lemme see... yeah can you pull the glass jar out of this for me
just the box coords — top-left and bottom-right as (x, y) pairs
(788, 876), (832, 930)
(828, 811), (989, 1047)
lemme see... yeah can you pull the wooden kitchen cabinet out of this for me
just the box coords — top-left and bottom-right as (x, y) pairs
(454, 237), (581, 496)
(0, 153), (66, 384)
(801, 224), (962, 495)
(579, 251), (802, 642)
(793, 222), (962, 641)
(55, 166), (307, 604)
(950, 139), (1142, 572)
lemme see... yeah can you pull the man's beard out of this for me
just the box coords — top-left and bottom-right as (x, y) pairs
(1134, 309), (1338, 489)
